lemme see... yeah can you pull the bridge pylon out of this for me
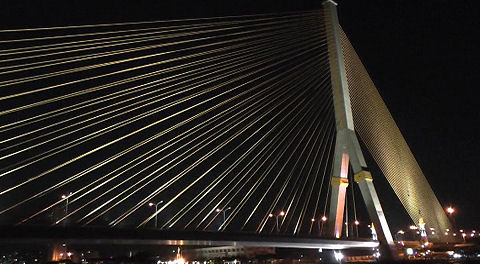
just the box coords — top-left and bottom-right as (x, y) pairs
(322, 0), (396, 258)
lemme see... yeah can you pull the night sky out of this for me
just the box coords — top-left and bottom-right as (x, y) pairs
(1, 0), (479, 230)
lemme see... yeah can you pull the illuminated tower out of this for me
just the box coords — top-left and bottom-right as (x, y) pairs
(322, 0), (395, 253)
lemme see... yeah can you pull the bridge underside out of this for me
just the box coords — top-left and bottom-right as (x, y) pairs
(0, 226), (378, 249)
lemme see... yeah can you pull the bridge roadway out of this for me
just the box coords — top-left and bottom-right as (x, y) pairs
(0, 226), (378, 249)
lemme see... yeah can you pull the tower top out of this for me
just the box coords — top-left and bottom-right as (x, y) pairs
(322, 0), (338, 6)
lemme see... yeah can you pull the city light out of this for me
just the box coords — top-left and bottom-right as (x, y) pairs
(61, 192), (72, 199)
(406, 248), (414, 255)
(149, 202), (155, 207)
(409, 225), (418, 230)
(311, 218), (315, 222)
(333, 251), (344, 262)
(268, 213), (273, 218)
(321, 216), (327, 222)
(354, 220), (360, 226)
(446, 207), (455, 214)
(279, 211), (285, 216)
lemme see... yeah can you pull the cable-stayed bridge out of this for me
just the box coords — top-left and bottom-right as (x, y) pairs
(0, 1), (453, 257)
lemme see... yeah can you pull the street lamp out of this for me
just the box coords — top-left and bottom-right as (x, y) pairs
(354, 220), (360, 237)
(446, 207), (455, 215)
(445, 206), (457, 231)
(60, 192), (72, 220)
(273, 211), (285, 232)
(319, 216), (327, 236)
(149, 200), (164, 228)
(216, 207), (232, 225)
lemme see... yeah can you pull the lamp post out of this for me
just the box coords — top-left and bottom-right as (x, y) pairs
(319, 216), (327, 236)
(148, 200), (164, 228)
(395, 230), (405, 242)
(216, 207), (232, 225)
(275, 211), (285, 232)
(60, 192), (72, 224)
(354, 220), (360, 238)
(446, 206), (457, 231)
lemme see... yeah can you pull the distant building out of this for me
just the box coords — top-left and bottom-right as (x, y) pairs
(183, 246), (275, 260)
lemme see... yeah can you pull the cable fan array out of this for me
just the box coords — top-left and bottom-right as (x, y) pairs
(0, 10), (339, 236)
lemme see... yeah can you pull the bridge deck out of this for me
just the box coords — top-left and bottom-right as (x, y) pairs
(0, 226), (378, 249)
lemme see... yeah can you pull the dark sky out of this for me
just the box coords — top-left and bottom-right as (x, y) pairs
(1, 0), (479, 230)
(336, 0), (480, 229)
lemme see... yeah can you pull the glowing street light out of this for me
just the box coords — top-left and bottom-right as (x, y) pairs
(354, 220), (360, 226)
(148, 200), (164, 228)
(275, 211), (285, 232)
(216, 207), (232, 225)
(61, 192), (73, 214)
(446, 207), (455, 215)
(318, 216), (328, 236)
